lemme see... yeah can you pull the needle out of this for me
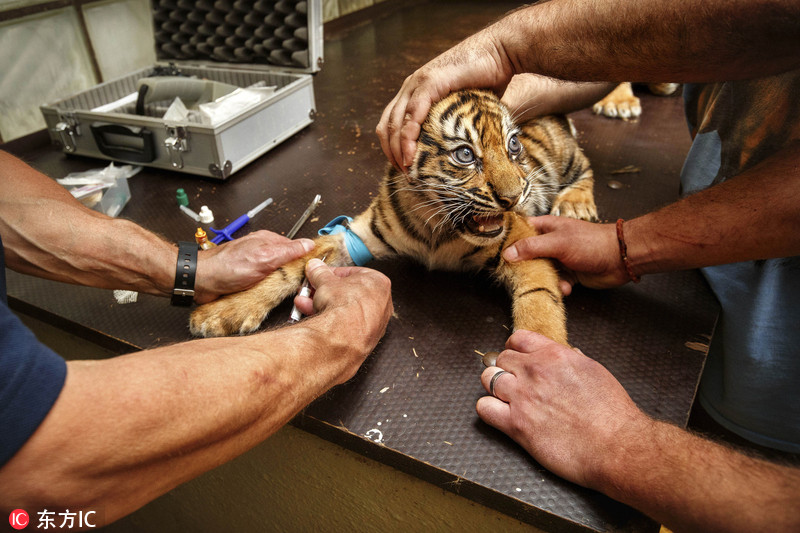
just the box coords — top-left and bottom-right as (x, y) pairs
(288, 278), (311, 324)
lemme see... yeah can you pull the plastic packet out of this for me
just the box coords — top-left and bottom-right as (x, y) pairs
(57, 163), (140, 216)
(162, 97), (204, 123)
(199, 87), (276, 125)
(57, 162), (142, 187)
(163, 97), (189, 121)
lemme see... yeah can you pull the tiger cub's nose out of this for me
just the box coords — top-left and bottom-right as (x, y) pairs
(496, 194), (520, 209)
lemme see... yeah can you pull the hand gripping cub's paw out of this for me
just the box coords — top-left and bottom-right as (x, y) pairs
(189, 258), (310, 337)
(189, 242), (342, 337)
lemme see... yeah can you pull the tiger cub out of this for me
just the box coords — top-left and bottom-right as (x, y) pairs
(189, 90), (597, 344)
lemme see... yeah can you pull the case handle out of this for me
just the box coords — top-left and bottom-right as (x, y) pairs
(90, 123), (155, 163)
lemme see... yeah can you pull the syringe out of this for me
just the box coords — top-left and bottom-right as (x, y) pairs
(209, 197), (273, 244)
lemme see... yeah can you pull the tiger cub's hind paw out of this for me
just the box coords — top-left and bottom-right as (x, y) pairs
(593, 82), (641, 120)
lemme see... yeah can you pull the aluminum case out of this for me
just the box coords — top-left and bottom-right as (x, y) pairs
(40, 0), (323, 179)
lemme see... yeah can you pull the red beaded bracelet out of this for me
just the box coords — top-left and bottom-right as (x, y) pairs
(616, 218), (641, 283)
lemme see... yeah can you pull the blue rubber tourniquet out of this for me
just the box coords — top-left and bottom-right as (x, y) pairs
(318, 216), (374, 266)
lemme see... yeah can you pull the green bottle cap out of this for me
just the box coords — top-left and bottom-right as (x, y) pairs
(176, 188), (189, 206)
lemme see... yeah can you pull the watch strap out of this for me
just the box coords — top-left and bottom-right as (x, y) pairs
(172, 241), (198, 306)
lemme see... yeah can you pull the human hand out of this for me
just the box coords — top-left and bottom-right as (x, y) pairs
(477, 330), (653, 490)
(503, 215), (629, 294)
(295, 259), (393, 367)
(376, 27), (515, 171)
(194, 230), (314, 304)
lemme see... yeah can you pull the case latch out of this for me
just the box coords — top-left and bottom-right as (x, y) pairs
(52, 115), (81, 153)
(164, 125), (189, 169)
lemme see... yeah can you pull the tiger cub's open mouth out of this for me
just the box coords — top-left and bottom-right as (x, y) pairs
(466, 214), (505, 237)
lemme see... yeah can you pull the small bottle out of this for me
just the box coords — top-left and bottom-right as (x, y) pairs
(195, 227), (217, 250)
(198, 205), (214, 226)
(176, 188), (189, 207)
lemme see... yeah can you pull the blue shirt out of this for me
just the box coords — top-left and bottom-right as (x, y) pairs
(682, 72), (800, 453)
(0, 235), (67, 466)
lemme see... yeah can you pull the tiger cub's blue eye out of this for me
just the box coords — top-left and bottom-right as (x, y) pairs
(508, 134), (522, 155)
(452, 146), (475, 165)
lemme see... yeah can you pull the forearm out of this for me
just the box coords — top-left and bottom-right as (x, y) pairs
(4, 211), (176, 297)
(0, 308), (367, 523)
(624, 142), (800, 276)
(493, 0), (800, 83)
(598, 420), (800, 532)
(0, 151), (176, 297)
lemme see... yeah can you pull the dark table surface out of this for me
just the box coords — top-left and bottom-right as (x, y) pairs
(4, 1), (718, 531)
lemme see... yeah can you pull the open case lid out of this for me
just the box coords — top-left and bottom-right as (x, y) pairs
(151, 0), (323, 75)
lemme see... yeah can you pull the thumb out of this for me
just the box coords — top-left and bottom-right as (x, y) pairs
(504, 216), (565, 262)
(504, 231), (563, 263)
(506, 329), (556, 354)
(263, 239), (315, 270)
(305, 258), (336, 289)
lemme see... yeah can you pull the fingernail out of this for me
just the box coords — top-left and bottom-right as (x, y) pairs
(402, 148), (413, 169)
(503, 245), (519, 262)
(306, 258), (325, 270)
(299, 239), (315, 253)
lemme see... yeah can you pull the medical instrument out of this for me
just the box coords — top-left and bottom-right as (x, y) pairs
(288, 278), (312, 324)
(209, 197), (273, 244)
(288, 254), (326, 324)
(286, 194), (321, 239)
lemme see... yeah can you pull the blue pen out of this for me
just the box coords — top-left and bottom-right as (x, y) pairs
(210, 197), (273, 244)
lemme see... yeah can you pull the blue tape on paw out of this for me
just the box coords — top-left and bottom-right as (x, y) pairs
(318, 216), (374, 266)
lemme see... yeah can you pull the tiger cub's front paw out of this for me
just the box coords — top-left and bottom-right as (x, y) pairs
(189, 296), (269, 337)
(550, 188), (598, 222)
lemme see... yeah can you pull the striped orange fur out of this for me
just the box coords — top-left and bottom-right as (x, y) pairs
(190, 90), (597, 344)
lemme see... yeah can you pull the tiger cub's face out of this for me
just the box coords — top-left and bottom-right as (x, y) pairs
(409, 89), (540, 240)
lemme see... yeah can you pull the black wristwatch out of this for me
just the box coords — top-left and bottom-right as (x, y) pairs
(171, 241), (198, 306)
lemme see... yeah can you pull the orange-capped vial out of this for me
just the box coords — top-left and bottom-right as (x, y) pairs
(195, 227), (217, 250)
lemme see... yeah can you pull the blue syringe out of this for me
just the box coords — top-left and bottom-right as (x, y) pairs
(209, 197), (273, 244)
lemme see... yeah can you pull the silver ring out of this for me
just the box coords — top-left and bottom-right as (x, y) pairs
(489, 370), (510, 398)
